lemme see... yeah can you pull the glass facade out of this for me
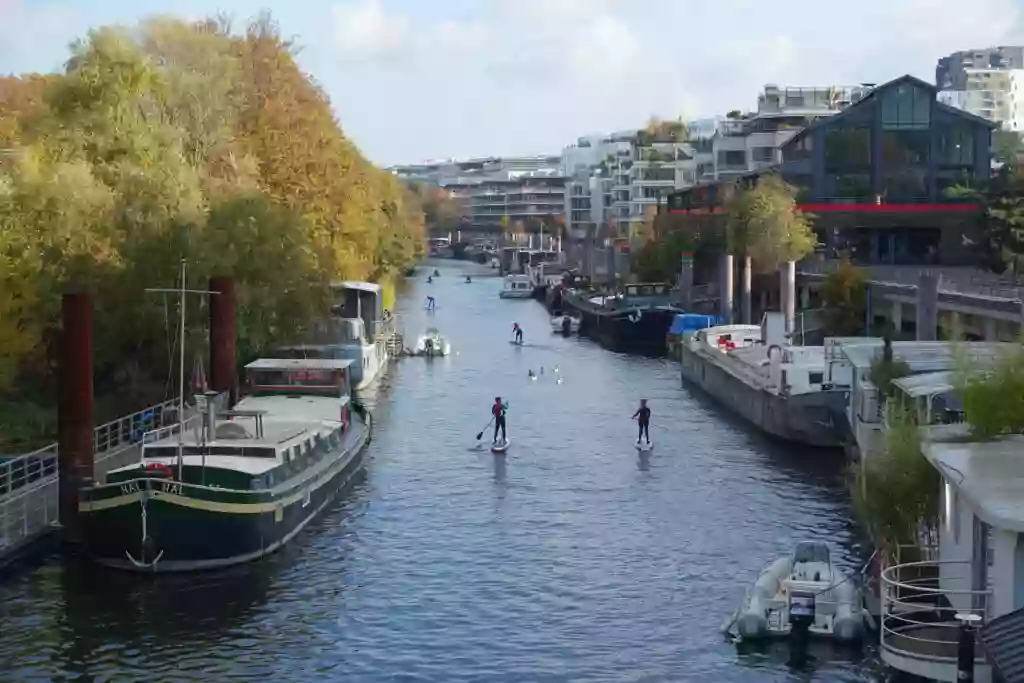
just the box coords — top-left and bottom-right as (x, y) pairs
(779, 76), (992, 205)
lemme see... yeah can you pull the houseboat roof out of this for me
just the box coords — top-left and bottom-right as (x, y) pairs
(924, 435), (1024, 532)
(892, 370), (954, 398)
(838, 341), (1019, 372)
(245, 358), (354, 371)
(329, 280), (382, 294)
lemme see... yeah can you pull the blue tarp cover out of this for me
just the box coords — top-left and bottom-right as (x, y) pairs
(669, 314), (722, 335)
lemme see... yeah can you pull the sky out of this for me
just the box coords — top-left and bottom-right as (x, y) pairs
(3, 0), (1024, 166)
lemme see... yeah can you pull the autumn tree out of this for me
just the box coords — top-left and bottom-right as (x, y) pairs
(821, 257), (868, 336)
(0, 13), (425, 447)
(726, 173), (817, 272)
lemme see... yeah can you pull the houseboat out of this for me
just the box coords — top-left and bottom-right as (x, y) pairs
(679, 313), (847, 447)
(328, 281), (392, 390)
(78, 358), (371, 572)
(877, 378), (1024, 682)
(499, 274), (534, 299)
(563, 282), (683, 356)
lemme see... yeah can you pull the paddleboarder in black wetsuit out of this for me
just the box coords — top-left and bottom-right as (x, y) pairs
(513, 322), (523, 344)
(632, 399), (651, 445)
(492, 397), (508, 443)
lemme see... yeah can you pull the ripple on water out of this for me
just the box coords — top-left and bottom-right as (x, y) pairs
(0, 263), (877, 682)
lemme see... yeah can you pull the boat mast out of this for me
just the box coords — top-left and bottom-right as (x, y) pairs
(145, 259), (221, 481)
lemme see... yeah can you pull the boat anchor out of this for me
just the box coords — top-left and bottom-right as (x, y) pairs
(126, 495), (164, 570)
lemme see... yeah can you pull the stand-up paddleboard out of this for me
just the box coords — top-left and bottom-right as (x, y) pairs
(635, 441), (653, 452)
(509, 340), (524, 346)
(491, 439), (510, 454)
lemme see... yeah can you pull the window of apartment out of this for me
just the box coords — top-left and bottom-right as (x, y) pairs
(824, 173), (872, 201)
(782, 136), (811, 163)
(881, 129), (930, 167)
(717, 150), (746, 168)
(936, 124), (975, 166)
(824, 124), (871, 170)
(881, 83), (931, 130)
(879, 168), (929, 202)
(751, 146), (774, 163)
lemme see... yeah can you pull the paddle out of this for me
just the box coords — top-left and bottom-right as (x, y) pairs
(475, 418), (494, 441)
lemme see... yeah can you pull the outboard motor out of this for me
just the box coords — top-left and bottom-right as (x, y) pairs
(788, 589), (815, 651)
(561, 316), (571, 335)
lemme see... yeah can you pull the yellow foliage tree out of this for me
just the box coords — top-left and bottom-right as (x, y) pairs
(0, 13), (425, 442)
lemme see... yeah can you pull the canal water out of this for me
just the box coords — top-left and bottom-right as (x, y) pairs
(0, 261), (882, 682)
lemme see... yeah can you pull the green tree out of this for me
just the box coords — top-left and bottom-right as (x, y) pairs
(726, 173), (817, 273)
(945, 162), (1024, 274)
(821, 258), (867, 335)
(953, 344), (1024, 440)
(869, 326), (911, 399)
(993, 129), (1023, 164)
(851, 406), (939, 552)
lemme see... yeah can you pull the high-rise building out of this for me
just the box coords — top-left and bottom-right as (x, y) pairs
(935, 47), (1024, 131)
(936, 47), (1024, 90)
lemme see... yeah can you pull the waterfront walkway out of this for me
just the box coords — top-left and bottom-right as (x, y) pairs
(0, 398), (180, 567)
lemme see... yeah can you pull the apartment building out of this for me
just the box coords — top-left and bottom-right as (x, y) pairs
(710, 84), (873, 180)
(936, 46), (1024, 89)
(390, 155), (566, 233)
(937, 67), (1024, 131)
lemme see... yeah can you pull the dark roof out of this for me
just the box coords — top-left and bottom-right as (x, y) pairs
(784, 73), (996, 148)
(980, 607), (1024, 682)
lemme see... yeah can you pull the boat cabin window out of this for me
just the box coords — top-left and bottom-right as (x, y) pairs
(248, 368), (344, 396)
(144, 445), (277, 459)
(794, 543), (830, 564)
(808, 371), (824, 384)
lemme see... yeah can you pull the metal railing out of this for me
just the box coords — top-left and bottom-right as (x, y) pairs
(880, 551), (990, 675)
(0, 397), (183, 555)
(799, 261), (1024, 302)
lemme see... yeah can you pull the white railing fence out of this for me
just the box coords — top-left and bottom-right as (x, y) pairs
(880, 555), (989, 666)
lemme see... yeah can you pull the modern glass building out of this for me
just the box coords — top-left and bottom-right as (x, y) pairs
(661, 75), (997, 266)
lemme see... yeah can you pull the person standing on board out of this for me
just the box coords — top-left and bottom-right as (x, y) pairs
(426, 295), (436, 311)
(512, 322), (523, 344)
(492, 397), (509, 444)
(632, 399), (651, 445)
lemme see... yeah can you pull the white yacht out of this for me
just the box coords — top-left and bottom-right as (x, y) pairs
(328, 281), (391, 389)
(499, 274), (533, 299)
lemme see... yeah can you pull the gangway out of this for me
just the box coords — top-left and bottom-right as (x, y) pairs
(0, 397), (195, 569)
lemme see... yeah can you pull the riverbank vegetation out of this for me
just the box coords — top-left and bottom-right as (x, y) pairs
(852, 406), (939, 555)
(953, 344), (1024, 440)
(0, 14), (425, 451)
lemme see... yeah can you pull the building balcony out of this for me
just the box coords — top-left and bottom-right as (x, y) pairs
(880, 555), (992, 683)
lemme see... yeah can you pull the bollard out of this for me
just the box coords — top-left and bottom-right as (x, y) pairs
(955, 612), (982, 682)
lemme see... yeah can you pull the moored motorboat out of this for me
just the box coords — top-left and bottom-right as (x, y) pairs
(550, 314), (580, 335)
(411, 328), (451, 357)
(78, 357), (371, 572)
(725, 542), (865, 643)
(499, 274), (533, 299)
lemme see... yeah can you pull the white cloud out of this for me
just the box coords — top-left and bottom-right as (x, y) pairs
(331, 0), (409, 62)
